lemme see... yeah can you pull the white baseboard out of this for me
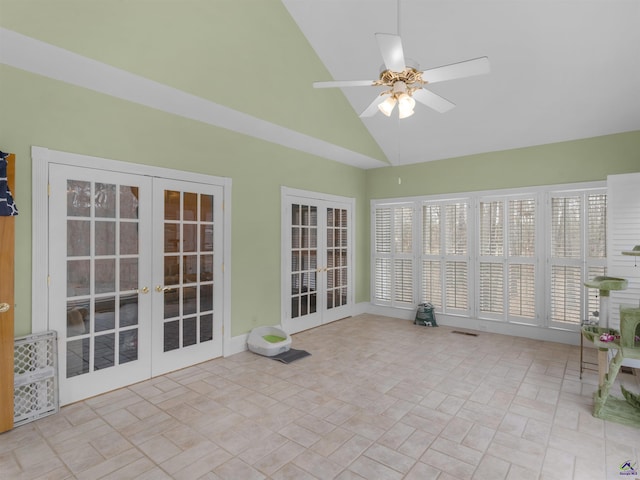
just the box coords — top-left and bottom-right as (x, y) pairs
(364, 304), (581, 346)
(225, 333), (249, 357)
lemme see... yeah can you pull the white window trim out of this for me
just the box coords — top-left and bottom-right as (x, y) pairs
(281, 186), (356, 330)
(371, 180), (606, 335)
(31, 146), (232, 352)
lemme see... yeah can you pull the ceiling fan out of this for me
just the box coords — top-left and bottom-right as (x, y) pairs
(313, 33), (490, 119)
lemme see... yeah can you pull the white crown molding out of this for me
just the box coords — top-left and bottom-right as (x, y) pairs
(0, 28), (387, 170)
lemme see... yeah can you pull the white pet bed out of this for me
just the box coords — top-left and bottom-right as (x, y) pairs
(247, 326), (291, 357)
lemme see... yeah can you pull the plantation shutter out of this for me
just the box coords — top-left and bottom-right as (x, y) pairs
(393, 207), (414, 304)
(479, 201), (504, 316)
(372, 204), (414, 307)
(374, 208), (391, 302)
(550, 196), (582, 324)
(586, 194), (607, 322)
(444, 202), (469, 312)
(508, 198), (536, 320)
(421, 204), (442, 307)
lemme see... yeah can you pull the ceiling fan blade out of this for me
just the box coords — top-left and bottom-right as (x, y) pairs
(375, 33), (406, 72)
(421, 57), (490, 84)
(413, 88), (456, 113)
(313, 79), (377, 89)
(359, 95), (387, 117)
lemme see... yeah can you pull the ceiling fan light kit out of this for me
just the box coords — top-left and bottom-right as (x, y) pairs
(313, 32), (490, 120)
(378, 80), (416, 118)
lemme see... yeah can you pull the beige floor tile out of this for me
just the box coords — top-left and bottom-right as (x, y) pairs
(137, 434), (183, 464)
(377, 421), (415, 450)
(328, 434), (373, 467)
(472, 454), (511, 480)
(404, 460), (442, 480)
(292, 449), (345, 479)
(348, 455), (405, 480)
(75, 449), (145, 480)
(3, 314), (640, 479)
(420, 447), (476, 479)
(540, 447), (575, 479)
(270, 462), (320, 480)
(252, 440), (306, 476)
(462, 423), (495, 452)
(487, 431), (545, 472)
(214, 457), (265, 480)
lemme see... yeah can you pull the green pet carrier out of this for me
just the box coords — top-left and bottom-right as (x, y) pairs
(414, 302), (438, 327)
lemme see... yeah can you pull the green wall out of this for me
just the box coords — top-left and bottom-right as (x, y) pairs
(3, 58), (639, 339)
(367, 131), (640, 199)
(0, 65), (369, 337)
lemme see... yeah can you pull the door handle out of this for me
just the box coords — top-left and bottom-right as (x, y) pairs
(136, 287), (150, 294)
(0, 303), (10, 313)
(155, 286), (174, 293)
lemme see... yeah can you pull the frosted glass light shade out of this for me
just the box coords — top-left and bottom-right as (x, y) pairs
(378, 96), (397, 116)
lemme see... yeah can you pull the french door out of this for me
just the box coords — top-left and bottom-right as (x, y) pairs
(49, 164), (223, 405)
(151, 178), (223, 376)
(282, 189), (354, 334)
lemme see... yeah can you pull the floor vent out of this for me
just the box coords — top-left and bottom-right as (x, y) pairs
(451, 330), (478, 337)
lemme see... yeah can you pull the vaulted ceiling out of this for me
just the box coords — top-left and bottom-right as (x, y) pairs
(1, 0), (639, 169)
(285, 0), (640, 166)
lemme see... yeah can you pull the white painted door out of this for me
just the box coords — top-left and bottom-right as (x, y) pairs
(151, 179), (223, 376)
(50, 165), (224, 404)
(50, 165), (153, 404)
(282, 190), (353, 334)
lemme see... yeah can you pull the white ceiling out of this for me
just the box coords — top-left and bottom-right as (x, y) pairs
(283, 0), (640, 166)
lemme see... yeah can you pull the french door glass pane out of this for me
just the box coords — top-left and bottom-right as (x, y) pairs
(162, 189), (215, 352)
(64, 178), (141, 378)
(327, 207), (348, 310)
(290, 203), (318, 319)
(67, 181), (91, 216)
(119, 186), (139, 219)
(67, 220), (90, 256)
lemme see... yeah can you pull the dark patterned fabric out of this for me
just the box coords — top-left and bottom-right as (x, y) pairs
(0, 150), (19, 216)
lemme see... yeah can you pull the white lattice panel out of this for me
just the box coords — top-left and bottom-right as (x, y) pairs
(14, 331), (59, 427)
(607, 172), (640, 369)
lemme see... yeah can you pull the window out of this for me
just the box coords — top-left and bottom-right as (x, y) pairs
(371, 183), (606, 331)
(477, 196), (537, 323)
(548, 191), (607, 326)
(508, 198), (536, 320)
(372, 204), (415, 307)
(420, 200), (470, 314)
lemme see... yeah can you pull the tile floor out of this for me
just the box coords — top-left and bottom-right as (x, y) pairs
(1, 314), (640, 480)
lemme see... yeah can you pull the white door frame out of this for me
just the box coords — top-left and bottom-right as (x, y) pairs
(281, 187), (355, 334)
(31, 146), (232, 356)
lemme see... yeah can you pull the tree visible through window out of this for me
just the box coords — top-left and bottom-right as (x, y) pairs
(371, 185), (606, 330)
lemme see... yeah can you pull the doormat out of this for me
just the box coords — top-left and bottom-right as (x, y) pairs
(270, 348), (311, 364)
